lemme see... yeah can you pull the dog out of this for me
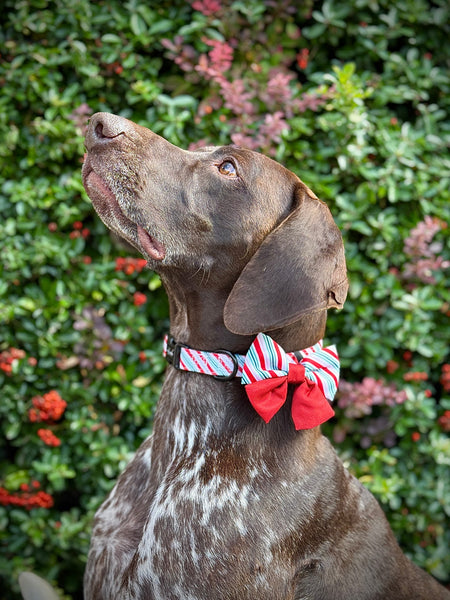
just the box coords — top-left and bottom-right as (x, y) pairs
(81, 112), (449, 600)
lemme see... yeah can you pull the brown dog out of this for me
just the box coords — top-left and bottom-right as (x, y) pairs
(82, 112), (449, 600)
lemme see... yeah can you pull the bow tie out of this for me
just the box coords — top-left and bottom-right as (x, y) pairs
(163, 332), (339, 430)
(241, 333), (337, 430)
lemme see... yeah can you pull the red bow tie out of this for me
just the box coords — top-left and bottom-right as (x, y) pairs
(242, 334), (337, 430)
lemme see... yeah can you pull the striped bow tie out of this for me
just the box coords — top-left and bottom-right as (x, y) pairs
(163, 333), (339, 430)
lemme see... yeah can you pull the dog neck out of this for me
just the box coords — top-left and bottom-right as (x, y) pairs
(161, 272), (328, 354)
(149, 275), (330, 460)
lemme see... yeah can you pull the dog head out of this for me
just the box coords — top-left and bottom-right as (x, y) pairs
(82, 113), (347, 339)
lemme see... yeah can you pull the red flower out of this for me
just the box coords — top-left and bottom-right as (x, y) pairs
(73, 221), (83, 230)
(411, 432), (421, 442)
(133, 292), (147, 307)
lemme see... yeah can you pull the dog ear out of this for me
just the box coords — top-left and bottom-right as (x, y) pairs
(224, 183), (348, 335)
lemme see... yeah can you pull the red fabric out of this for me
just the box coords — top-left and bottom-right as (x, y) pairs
(245, 363), (335, 430)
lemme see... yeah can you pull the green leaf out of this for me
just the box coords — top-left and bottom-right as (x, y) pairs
(130, 13), (147, 36)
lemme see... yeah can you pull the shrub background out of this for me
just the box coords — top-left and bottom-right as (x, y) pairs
(1, 0), (449, 597)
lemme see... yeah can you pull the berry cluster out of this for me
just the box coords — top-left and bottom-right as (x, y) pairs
(438, 410), (450, 432)
(440, 364), (450, 392)
(37, 429), (61, 447)
(0, 481), (53, 509)
(133, 292), (147, 306)
(403, 371), (428, 382)
(69, 220), (90, 240)
(0, 347), (26, 375)
(29, 390), (67, 423)
(115, 256), (148, 275)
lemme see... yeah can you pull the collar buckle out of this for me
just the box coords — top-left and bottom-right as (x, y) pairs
(165, 336), (187, 370)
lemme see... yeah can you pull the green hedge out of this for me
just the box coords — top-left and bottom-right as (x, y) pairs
(1, 1), (449, 597)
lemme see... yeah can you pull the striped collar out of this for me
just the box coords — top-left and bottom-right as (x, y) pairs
(163, 333), (340, 404)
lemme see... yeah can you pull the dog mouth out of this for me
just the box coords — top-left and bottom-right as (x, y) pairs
(83, 164), (166, 262)
(136, 224), (165, 261)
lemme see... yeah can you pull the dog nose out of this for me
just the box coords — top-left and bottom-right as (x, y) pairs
(85, 112), (133, 150)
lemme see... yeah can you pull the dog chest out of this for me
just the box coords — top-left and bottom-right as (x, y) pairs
(130, 454), (299, 599)
(118, 399), (309, 599)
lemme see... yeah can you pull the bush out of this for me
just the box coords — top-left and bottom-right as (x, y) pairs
(1, 0), (448, 597)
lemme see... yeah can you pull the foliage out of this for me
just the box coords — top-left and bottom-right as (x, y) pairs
(1, 0), (449, 597)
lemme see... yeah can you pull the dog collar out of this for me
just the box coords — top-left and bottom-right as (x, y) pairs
(163, 333), (339, 430)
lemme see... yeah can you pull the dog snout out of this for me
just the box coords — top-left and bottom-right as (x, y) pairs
(85, 112), (134, 150)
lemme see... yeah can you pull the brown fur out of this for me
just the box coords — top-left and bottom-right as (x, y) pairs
(82, 112), (449, 600)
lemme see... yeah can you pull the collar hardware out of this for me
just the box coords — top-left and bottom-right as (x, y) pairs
(211, 349), (239, 381)
(164, 336), (187, 370)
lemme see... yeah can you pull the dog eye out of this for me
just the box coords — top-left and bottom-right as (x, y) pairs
(218, 161), (237, 177)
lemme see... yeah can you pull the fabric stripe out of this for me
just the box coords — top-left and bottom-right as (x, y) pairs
(302, 357), (339, 386)
(210, 352), (232, 375)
